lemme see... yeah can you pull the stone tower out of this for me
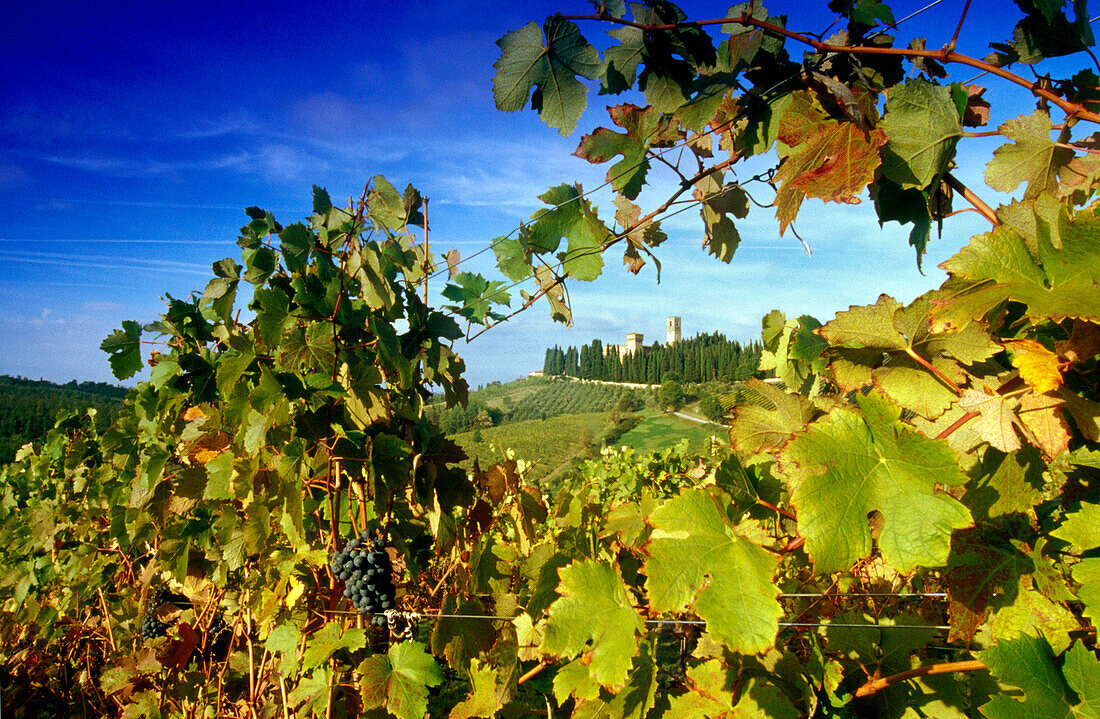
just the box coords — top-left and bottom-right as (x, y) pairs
(667, 316), (681, 345)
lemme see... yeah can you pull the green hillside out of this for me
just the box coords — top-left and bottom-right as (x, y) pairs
(0, 375), (128, 463)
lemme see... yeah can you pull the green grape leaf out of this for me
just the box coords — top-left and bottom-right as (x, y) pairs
(1071, 558), (1100, 627)
(492, 237), (533, 283)
(448, 660), (502, 719)
(101, 320), (143, 379)
(493, 19), (599, 135)
(359, 642), (443, 719)
(251, 286), (290, 350)
(278, 322), (335, 373)
(1051, 501), (1100, 553)
(279, 223), (314, 273)
(540, 559), (643, 693)
(774, 92), (886, 233)
(985, 111), (1074, 199)
(821, 292), (997, 419)
(1064, 641), (1100, 718)
(644, 487), (782, 654)
(574, 104), (680, 200)
(693, 169), (748, 263)
(300, 621), (366, 673)
(570, 640), (658, 719)
(989, 576), (1078, 654)
(880, 78), (962, 189)
(980, 635), (1075, 719)
(728, 378), (819, 456)
(600, 24), (644, 94)
(934, 212), (1100, 328)
(442, 272), (511, 324)
(780, 392), (971, 573)
(526, 184), (609, 281)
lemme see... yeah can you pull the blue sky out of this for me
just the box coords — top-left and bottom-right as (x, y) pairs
(0, 1), (1061, 388)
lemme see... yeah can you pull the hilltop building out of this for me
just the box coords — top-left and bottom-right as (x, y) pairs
(603, 317), (681, 360)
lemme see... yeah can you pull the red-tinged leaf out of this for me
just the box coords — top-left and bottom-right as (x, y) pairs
(774, 93), (885, 233)
(944, 528), (1032, 643)
(963, 84), (991, 127)
(444, 249), (460, 278)
(574, 104), (681, 200)
(1017, 393), (1072, 458)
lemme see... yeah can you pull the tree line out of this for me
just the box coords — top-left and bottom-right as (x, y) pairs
(542, 331), (762, 384)
(0, 375), (127, 464)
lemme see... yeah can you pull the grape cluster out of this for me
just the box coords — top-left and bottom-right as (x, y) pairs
(140, 586), (191, 640)
(330, 531), (396, 626)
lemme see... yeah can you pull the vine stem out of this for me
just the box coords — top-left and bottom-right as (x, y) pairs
(854, 659), (986, 697)
(517, 660), (552, 685)
(903, 347), (962, 394)
(97, 588), (117, 653)
(943, 173), (999, 226)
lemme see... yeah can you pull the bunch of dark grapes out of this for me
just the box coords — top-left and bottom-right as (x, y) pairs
(140, 586), (191, 640)
(330, 530), (396, 626)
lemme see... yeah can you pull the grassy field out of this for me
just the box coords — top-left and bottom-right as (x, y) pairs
(451, 411), (612, 484)
(614, 410), (724, 454)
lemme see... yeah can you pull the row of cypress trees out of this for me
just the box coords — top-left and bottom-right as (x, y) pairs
(542, 332), (761, 384)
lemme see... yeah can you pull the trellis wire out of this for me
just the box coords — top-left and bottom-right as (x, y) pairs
(323, 608), (951, 631)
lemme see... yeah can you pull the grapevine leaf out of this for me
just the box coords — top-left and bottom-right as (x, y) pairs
(279, 223), (313, 273)
(430, 596), (496, 670)
(880, 78), (962, 190)
(944, 528), (1032, 643)
(600, 24), (644, 94)
(1070, 558), (1100, 630)
(774, 92), (886, 233)
(442, 272), (511, 324)
(1051, 501), (1100, 554)
(964, 447), (1045, 520)
(492, 19), (599, 135)
(989, 576), (1078, 654)
(958, 389), (1023, 453)
(1064, 641), (1100, 718)
(527, 184), (609, 281)
(300, 621), (366, 673)
(985, 111), (1074, 199)
(448, 660), (501, 719)
(613, 195), (665, 277)
(1017, 392), (1073, 457)
(540, 559), (643, 692)
(100, 320), (143, 380)
(979, 635), (1075, 719)
(574, 104), (680, 200)
(1006, 339), (1063, 394)
(264, 623), (301, 675)
(492, 237), (533, 283)
(728, 378), (819, 456)
(780, 392), (971, 573)
(821, 292), (997, 420)
(933, 214), (1100, 328)
(644, 487), (782, 654)
(693, 169), (748, 263)
(359, 642), (443, 719)
(570, 640), (658, 719)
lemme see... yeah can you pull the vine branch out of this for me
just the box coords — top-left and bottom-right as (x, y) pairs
(854, 659), (986, 697)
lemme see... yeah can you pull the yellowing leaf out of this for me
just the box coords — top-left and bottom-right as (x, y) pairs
(193, 449), (220, 465)
(285, 576), (305, 609)
(183, 405), (207, 421)
(1006, 339), (1063, 393)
